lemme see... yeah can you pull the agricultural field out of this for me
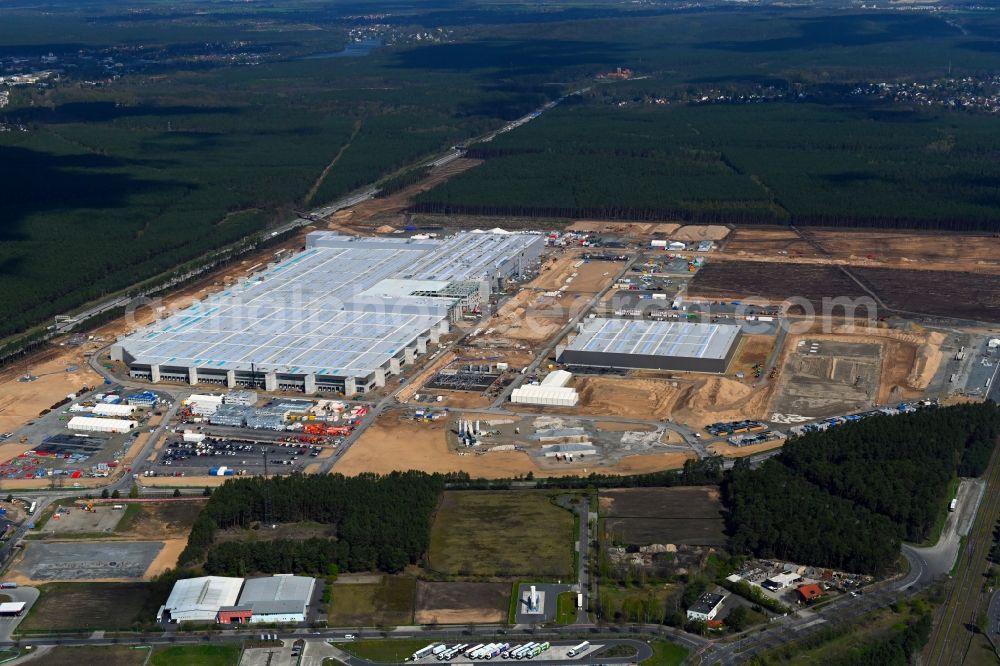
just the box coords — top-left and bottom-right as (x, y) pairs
(23, 646), (148, 666)
(414, 581), (510, 624)
(149, 646), (241, 666)
(18, 582), (158, 633)
(427, 491), (575, 578)
(327, 575), (416, 627)
(853, 267), (1000, 323)
(689, 261), (864, 310)
(691, 260), (1000, 323)
(600, 487), (726, 547)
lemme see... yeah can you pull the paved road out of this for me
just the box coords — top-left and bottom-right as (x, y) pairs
(0, 587), (38, 642)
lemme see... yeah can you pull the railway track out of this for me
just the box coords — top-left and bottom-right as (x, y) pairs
(923, 443), (1000, 665)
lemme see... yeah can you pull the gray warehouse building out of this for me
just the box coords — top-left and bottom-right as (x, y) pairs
(113, 230), (545, 396)
(558, 318), (741, 373)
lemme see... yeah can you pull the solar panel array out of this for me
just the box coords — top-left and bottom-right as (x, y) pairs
(121, 231), (542, 379)
(567, 318), (740, 361)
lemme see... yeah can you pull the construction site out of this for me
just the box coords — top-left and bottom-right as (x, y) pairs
(0, 148), (997, 486)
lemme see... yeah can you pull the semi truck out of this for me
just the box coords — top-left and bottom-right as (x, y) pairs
(413, 645), (437, 660)
(464, 644), (484, 659)
(431, 644), (447, 656)
(511, 643), (535, 659)
(567, 641), (589, 657)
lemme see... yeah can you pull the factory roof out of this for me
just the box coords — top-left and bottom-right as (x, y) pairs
(165, 576), (244, 617)
(567, 318), (740, 361)
(237, 575), (315, 616)
(118, 231), (540, 378)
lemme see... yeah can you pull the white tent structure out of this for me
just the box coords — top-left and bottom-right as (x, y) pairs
(67, 416), (137, 433)
(91, 403), (137, 417)
(510, 386), (578, 407)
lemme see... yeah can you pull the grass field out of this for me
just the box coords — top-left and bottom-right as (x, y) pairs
(18, 582), (157, 633)
(25, 646), (149, 666)
(427, 491), (574, 578)
(556, 591), (577, 624)
(150, 645), (241, 666)
(601, 487), (726, 547)
(599, 584), (676, 624)
(333, 639), (431, 663)
(327, 576), (416, 627)
(644, 640), (690, 666)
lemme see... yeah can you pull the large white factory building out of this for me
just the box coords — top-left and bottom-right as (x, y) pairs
(113, 230), (544, 396)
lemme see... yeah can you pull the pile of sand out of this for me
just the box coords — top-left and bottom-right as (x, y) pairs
(679, 377), (753, 412)
(906, 341), (943, 390)
(374, 224), (396, 234)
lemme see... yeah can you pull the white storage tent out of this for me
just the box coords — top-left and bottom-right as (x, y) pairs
(540, 370), (573, 388)
(510, 385), (579, 407)
(92, 403), (137, 417)
(67, 416), (137, 433)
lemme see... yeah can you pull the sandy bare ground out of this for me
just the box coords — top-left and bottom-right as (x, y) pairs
(719, 227), (1000, 275)
(766, 325), (944, 412)
(568, 221), (682, 237)
(398, 350), (457, 403)
(144, 538), (186, 578)
(335, 412), (692, 478)
(0, 348), (101, 433)
(328, 158), (483, 231)
(530, 251), (622, 293)
(671, 225), (731, 241)
(142, 475), (229, 488)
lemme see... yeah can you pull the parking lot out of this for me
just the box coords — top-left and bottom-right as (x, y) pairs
(151, 433), (327, 478)
(13, 541), (163, 580)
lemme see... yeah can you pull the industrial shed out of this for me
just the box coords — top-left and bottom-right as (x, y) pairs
(67, 416), (137, 434)
(235, 574), (315, 624)
(559, 318), (741, 374)
(163, 576), (244, 623)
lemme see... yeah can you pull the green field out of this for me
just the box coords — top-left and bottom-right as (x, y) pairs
(556, 591), (577, 624)
(150, 645), (241, 666)
(598, 584), (676, 625)
(427, 491), (575, 578)
(23, 646), (149, 666)
(643, 640), (690, 666)
(416, 101), (1000, 230)
(18, 582), (159, 633)
(333, 639), (431, 663)
(327, 576), (416, 627)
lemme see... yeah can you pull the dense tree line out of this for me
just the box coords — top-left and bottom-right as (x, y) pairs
(181, 472), (445, 575)
(415, 102), (1000, 231)
(724, 403), (1000, 574)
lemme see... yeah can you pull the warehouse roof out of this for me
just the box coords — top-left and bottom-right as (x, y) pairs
(165, 576), (244, 617)
(118, 231), (541, 378)
(237, 575), (315, 616)
(567, 318), (740, 361)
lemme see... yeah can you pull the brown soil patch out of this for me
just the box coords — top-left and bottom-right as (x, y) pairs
(730, 335), (777, 374)
(434, 390), (493, 409)
(414, 581), (508, 624)
(329, 158), (483, 231)
(577, 377), (687, 419)
(671, 225), (730, 241)
(336, 411), (692, 478)
(399, 350), (457, 403)
(144, 538), (186, 578)
(141, 475), (229, 488)
(0, 348), (101, 434)
(529, 250), (613, 292)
